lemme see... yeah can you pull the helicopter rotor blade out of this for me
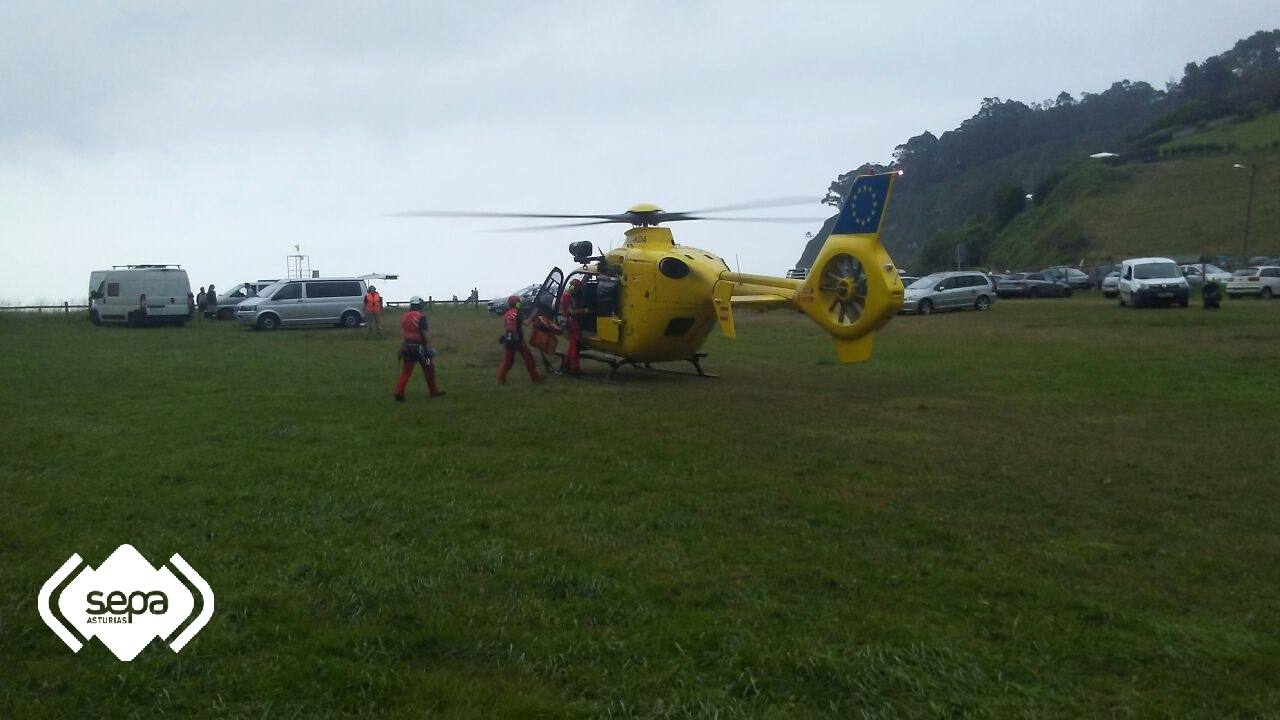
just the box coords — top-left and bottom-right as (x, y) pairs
(664, 215), (827, 224)
(387, 209), (626, 221)
(488, 219), (624, 233)
(680, 196), (817, 214)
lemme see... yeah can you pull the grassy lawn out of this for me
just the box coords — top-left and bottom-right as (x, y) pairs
(2, 297), (1279, 718)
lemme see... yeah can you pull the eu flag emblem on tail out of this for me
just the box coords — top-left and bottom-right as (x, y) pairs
(832, 173), (895, 235)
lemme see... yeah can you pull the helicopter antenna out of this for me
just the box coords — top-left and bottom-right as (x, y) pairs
(735, 254), (741, 274)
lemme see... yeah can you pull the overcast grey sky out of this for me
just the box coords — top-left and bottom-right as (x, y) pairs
(2, 1), (1275, 303)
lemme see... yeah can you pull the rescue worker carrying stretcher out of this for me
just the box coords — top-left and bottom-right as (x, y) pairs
(498, 295), (542, 384)
(394, 295), (444, 401)
(559, 278), (588, 375)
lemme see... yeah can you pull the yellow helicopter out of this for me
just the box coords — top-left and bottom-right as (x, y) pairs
(394, 172), (905, 378)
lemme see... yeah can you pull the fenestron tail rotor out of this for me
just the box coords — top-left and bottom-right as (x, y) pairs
(818, 253), (869, 326)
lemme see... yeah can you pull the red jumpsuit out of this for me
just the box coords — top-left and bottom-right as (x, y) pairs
(559, 290), (582, 373)
(395, 310), (442, 398)
(498, 306), (540, 383)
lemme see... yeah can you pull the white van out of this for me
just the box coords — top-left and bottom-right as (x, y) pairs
(89, 266), (193, 326)
(235, 277), (368, 330)
(1116, 257), (1190, 309)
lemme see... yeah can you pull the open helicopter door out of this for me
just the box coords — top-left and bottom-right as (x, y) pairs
(527, 268), (565, 369)
(531, 267), (563, 321)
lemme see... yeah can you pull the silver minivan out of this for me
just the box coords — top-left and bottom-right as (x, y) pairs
(901, 271), (996, 315)
(235, 277), (368, 330)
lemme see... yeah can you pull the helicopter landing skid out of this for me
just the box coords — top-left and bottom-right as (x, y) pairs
(576, 350), (633, 381)
(640, 353), (718, 379)
(579, 350), (717, 380)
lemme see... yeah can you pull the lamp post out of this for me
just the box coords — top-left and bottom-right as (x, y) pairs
(1233, 163), (1256, 261)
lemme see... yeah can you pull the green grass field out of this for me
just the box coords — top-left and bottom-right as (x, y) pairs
(2, 298), (1279, 718)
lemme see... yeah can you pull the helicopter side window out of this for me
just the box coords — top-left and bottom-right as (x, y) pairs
(659, 257), (690, 279)
(596, 276), (620, 317)
(578, 277), (599, 334)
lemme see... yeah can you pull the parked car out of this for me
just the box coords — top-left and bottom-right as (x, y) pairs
(1179, 263), (1232, 289)
(487, 284), (540, 314)
(215, 281), (279, 319)
(1100, 271), (1120, 298)
(995, 272), (1071, 298)
(898, 275), (920, 288)
(1226, 266), (1280, 299)
(1117, 257), (1189, 308)
(88, 265), (192, 326)
(235, 277), (368, 330)
(1043, 266), (1093, 290)
(901, 271), (996, 315)
(1089, 263), (1120, 289)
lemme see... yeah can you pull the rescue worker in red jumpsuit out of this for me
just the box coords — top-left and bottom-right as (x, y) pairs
(394, 295), (444, 401)
(498, 295), (541, 384)
(559, 278), (587, 375)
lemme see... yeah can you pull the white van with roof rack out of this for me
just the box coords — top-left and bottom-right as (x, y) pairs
(88, 265), (192, 326)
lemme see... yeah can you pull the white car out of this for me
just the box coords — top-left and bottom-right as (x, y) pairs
(1117, 257), (1190, 309)
(1226, 266), (1280, 299)
(1179, 263), (1232, 288)
(214, 281), (278, 319)
(1100, 271), (1120, 298)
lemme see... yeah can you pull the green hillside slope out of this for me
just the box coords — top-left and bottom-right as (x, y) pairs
(802, 31), (1280, 272)
(795, 131), (1124, 270)
(986, 148), (1278, 270)
(1163, 112), (1280, 154)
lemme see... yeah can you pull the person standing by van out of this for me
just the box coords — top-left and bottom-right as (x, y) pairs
(205, 283), (218, 320)
(363, 285), (384, 335)
(394, 296), (443, 401)
(196, 287), (207, 321)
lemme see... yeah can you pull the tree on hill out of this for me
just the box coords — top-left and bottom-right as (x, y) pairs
(912, 184), (1028, 271)
(992, 185), (1027, 227)
(1144, 29), (1280, 132)
(801, 28), (1279, 267)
